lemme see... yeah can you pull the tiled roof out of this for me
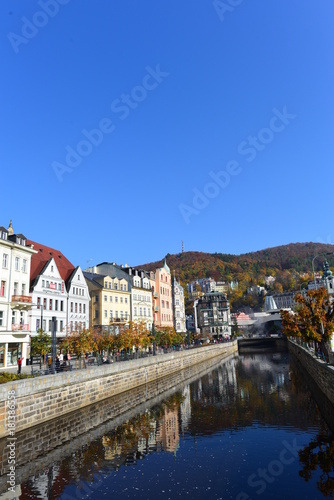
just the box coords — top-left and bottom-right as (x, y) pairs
(27, 240), (75, 285)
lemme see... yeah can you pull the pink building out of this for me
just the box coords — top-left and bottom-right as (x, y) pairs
(149, 260), (173, 328)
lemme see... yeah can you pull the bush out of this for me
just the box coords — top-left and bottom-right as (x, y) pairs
(0, 372), (31, 384)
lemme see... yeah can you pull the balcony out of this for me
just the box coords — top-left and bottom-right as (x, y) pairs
(154, 306), (159, 312)
(11, 295), (33, 310)
(153, 292), (158, 298)
(12, 323), (29, 331)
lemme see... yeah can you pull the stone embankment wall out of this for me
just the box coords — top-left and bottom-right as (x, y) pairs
(288, 339), (334, 405)
(0, 342), (237, 438)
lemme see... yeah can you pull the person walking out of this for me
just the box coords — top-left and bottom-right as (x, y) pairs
(17, 356), (24, 374)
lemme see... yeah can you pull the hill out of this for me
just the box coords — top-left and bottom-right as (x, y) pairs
(137, 242), (334, 301)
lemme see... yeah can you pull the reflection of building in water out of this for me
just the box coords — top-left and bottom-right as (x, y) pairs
(217, 358), (238, 401)
(20, 466), (61, 500)
(180, 385), (191, 432)
(156, 406), (180, 453)
(102, 418), (158, 466)
(102, 436), (123, 461)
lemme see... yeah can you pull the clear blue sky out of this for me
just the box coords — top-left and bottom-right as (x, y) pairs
(1, 0), (334, 270)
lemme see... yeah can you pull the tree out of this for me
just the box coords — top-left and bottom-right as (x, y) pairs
(30, 329), (51, 368)
(61, 328), (97, 367)
(281, 288), (334, 360)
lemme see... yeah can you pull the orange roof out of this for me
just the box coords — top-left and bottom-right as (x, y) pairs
(27, 240), (75, 285)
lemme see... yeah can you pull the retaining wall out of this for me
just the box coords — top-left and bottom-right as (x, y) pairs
(0, 342), (238, 438)
(288, 339), (334, 405)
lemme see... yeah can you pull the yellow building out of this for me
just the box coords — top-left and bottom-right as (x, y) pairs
(84, 272), (131, 332)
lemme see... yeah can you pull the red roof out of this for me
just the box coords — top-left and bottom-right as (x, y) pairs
(27, 240), (75, 285)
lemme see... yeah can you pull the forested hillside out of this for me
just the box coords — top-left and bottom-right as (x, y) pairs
(137, 242), (334, 311)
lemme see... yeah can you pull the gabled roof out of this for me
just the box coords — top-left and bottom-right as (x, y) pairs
(27, 240), (75, 285)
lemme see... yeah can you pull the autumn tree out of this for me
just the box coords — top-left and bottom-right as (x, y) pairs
(281, 288), (334, 360)
(61, 328), (98, 367)
(117, 321), (153, 353)
(30, 329), (51, 368)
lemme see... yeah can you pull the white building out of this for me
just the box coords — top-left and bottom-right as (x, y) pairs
(28, 240), (90, 338)
(172, 278), (186, 334)
(66, 266), (90, 333)
(127, 268), (153, 329)
(0, 222), (36, 369)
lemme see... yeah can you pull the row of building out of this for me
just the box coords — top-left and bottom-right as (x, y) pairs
(0, 221), (187, 370)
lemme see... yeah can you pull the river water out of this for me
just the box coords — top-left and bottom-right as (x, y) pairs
(2, 348), (334, 499)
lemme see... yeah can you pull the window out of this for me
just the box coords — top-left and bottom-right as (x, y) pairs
(60, 300), (64, 312)
(120, 284), (123, 291)
(83, 304), (86, 314)
(22, 259), (27, 273)
(125, 298), (128, 304)
(2, 254), (8, 268)
(95, 295), (99, 302)
(55, 300), (58, 311)
(139, 307), (142, 316)
(79, 303), (81, 313)
(134, 306), (137, 316)
(78, 275), (80, 281)
(37, 297), (41, 309)
(120, 311), (124, 319)
(110, 311), (113, 319)
(104, 295), (107, 301)
(43, 298), (47, 309)
(15, 257), (19, 271)
(104, 310), (107, 318)
(114, 283), (118, 290)
(49, 299), (52, 310)
(120, 297), (123, 303)
(36, 318), (40, 330)
(109, 296), (112, 302)
(115, 297), (118, 303)
(42, 280), (45, 287)
(60, 320), (63, 331)
(0, 311), (3, 326)
(75, 303), (77, 313)
(13, 282), (18, 295)
(51, 265), (54, 272)
(0, 281), (6, 297)
(49, 320), (52, 331)
(21, 283), (26, 295)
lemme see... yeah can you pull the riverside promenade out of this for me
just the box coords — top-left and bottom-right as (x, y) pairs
(0, 341), (238, 438)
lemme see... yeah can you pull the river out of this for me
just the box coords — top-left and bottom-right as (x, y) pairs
(1, 348), (334, 499)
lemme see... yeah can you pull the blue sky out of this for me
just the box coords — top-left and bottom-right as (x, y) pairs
(1, 0), (334, 270)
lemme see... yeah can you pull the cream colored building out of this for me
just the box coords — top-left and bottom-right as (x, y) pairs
(84, 271), (131, 332)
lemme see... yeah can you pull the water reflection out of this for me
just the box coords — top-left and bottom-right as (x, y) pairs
(1, 350), (334, 499)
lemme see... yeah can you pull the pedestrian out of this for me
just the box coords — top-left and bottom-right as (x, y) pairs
(17, 356), (24, 374)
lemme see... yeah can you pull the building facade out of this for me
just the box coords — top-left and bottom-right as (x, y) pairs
(149, 260), (173, 329)
(28, 240), (90, 338)
(121, 266), (153, 330)
(172, 278), (186, 334)
(0, 222), (36, 369)
(194, 291), (231, 339)
(84, 271), (131, 332)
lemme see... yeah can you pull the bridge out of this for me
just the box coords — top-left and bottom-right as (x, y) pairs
(237, 336), (287, 353)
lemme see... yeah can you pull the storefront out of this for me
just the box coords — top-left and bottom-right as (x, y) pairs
(6, 342), (22, 366)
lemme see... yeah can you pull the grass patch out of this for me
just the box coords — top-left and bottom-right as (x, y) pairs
(0, 372), (31, 384)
